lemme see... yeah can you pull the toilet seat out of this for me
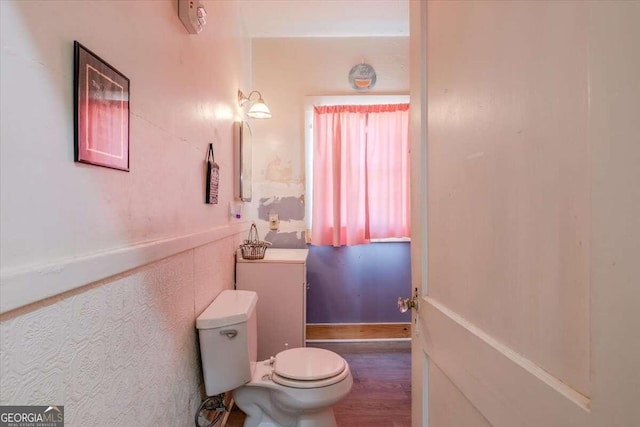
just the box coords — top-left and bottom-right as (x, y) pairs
(271, 347), (348, 389)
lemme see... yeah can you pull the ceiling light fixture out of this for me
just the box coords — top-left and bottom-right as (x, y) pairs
(238, 90), (272, 119)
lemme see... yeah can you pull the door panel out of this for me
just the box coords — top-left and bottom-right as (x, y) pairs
(410, 1), (640, 426)
(429, 361), (491, 427)
(423, 298), (589, 426)
(426, 0), (590, 398)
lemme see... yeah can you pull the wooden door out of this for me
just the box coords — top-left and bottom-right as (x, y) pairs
(409, 1), (640, 426)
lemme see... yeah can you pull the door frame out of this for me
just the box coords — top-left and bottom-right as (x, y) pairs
(409, 0), (429, 425)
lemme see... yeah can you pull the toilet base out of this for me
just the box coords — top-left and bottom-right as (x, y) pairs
(296, 409), (338, 427)
(233, 384), (340, 427)
(242, 408), (337, 427)
(233, 357), (351, 427)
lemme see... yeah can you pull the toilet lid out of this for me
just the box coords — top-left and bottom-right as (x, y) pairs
(273, 347), (346, 381)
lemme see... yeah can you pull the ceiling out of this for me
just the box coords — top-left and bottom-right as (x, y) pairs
(237, 0), (409, 38)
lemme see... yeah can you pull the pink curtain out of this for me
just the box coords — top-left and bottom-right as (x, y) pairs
(312, 104), (411, 246)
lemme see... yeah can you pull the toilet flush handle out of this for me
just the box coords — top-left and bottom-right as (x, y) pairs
(220, 329), (238, 339)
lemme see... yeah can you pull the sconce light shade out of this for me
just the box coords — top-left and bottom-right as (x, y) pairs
(238, 89), (272, 119)
(248, 100), (272, 119)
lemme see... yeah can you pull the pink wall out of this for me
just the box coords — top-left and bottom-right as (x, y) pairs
(1, 0), (252, 312)
(0, 1), (251, 424)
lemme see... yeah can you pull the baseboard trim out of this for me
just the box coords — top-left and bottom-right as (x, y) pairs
(307, 338), (411, 343)
(306, 323), (412, 340)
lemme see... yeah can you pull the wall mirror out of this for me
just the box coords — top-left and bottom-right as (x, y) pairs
(234, 120), (252, 201)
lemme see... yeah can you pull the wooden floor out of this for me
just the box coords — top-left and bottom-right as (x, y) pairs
(225, 341), (411, 427)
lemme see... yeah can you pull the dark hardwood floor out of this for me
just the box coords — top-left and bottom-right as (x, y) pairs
(225, 341), (411, 427)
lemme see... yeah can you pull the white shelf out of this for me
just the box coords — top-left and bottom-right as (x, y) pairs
(237, 248), (309, 263)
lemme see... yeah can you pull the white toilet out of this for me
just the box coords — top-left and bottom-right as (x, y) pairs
(196, 290), (353, 427)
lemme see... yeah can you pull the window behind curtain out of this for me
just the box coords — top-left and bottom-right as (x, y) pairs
(311, 103), (410, 247)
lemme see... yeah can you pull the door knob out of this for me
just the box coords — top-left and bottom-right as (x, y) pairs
(397, 296), (419, 313)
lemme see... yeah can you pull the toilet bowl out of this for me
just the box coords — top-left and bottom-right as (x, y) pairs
(196, 290), (352, 427)
(233, 347), (353, 427)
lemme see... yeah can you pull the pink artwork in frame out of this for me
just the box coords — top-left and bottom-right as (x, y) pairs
(74, 41), (130, 171)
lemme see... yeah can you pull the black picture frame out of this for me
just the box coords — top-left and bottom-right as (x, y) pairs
(73, 41), (130, 171)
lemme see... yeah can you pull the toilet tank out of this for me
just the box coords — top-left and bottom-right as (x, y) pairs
(196, 290), (258, 396)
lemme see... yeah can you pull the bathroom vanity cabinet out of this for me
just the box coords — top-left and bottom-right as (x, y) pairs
(235, 248), (309, 360)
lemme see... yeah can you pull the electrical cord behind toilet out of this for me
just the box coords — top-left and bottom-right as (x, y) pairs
(195, 394), (227, 427)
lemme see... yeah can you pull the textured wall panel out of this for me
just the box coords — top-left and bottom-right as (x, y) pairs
(1, 237), (237, 426)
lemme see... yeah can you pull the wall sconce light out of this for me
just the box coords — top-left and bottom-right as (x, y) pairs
(238, 90), (272, 119)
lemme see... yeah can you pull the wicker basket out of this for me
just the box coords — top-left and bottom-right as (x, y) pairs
(240, 223), (271, 260)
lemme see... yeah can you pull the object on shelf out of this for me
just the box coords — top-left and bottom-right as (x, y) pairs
(240, 223), (271, 260)
(229, 201), (242, 219)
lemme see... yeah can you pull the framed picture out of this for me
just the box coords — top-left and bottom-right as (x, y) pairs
(74, 41), (130, 171)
